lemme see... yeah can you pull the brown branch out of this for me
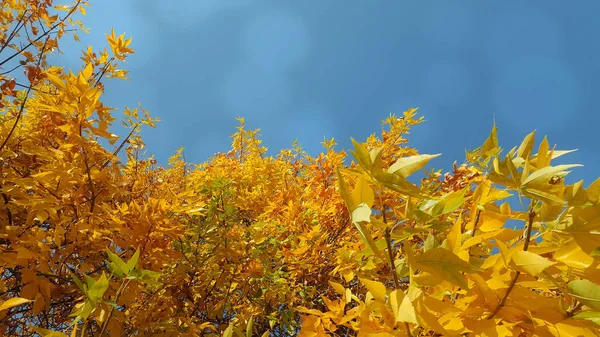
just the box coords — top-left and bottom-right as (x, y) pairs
(467, 208), (482, 257)
(93, 57), (115, 87)
(98, 278), (131, 336)
(98, 123), (139, 171)
(0, 10), (28, 56)
(487, 203), (536, 319)
(0, 0), (82, 68)
(382, 205), (411, 337)
(0, 35), (50, 153)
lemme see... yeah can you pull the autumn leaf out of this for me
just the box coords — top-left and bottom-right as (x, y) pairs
(567, 280), (600, 311)
(509, 251), (555, 276)
(416, 248), (480, 289)
(0, 297), (33, 311)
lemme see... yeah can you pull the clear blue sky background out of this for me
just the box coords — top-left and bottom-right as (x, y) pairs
(52, 0), (599, 189)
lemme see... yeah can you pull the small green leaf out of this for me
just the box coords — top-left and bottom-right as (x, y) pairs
(246, 317), (254, 337)
(87, 272), (109, 305)
(567, 279), (600, 311)
(572, 311), (600, 326)
(223, 322), (234, 337)
(125, 247), (140, 274)
(432, 187), (470, 216)
(70, 273), (86, 293)
(104, 300), (118, 308)
(106, 248), (128, 277)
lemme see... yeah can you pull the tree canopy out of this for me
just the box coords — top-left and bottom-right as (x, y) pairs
(1, 1), (600, 336)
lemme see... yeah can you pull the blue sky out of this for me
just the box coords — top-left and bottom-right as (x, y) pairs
(53, 0), (600, 190)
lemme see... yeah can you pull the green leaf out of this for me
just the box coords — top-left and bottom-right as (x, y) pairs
(104, 300), (118, 308)
(430, 187), (470, 216)
(387, 153), (441, 178)
(223, 322), (234, 337)
(567, 279), (600, 311)
(87, 272), (109, 305)
(106, 248), (127, 277)
(83, 274), (96, 290)
(246, 317), (254, 337)
(125, 247), (140, 274)
(416, 248), (480, 289)
(572, 311), (600, 326)
(32, 327), (68, 337)
(70, 273), (86, 293)
(372, 170), (425, 198)
(129, 269), (161, 285)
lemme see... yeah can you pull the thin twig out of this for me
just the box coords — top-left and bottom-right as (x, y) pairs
(487, 202), (536, 319)
(382, 204), (411, 337)
(0, 35), (50, 152)
(0, 0), (82, 68)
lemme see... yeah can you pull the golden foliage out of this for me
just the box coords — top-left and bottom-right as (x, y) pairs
(1, 2), (600, 337)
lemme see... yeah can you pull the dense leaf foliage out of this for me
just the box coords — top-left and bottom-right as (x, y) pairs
(1, 1), (600, 336)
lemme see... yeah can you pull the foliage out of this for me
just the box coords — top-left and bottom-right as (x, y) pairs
(1, 1), (600, 337)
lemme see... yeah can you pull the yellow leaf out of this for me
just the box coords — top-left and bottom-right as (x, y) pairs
(351, 176), (375, 208)
(350, 138), (372, 172)
(536, 136), (550, 168)
(416, 248), (480, 289)
(33, 327), (68, 337)
(33, 292), (45, 315)
(481, 121), (499, 157)
(510, 251), (555, 276)
(387, 153), (441, 178)
(328, 281), (346, 296)
(516, 130), (536, 159)
(479, 188), (512, 206)
(554, 239), (593, 269)
(16, 246), (36, 260)
(586, 177), (600, 204)
(0, 297), (33, 311)
(337, 168), (355, 211)
(359, 278), (386, 303)
(478, 210), (509, 232)
(522, 164), (582, 187)
(397, 295), (418, 324)
(351, 204), (380, 256)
